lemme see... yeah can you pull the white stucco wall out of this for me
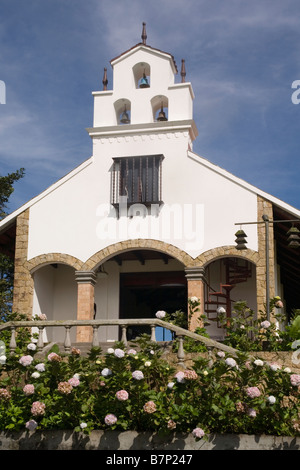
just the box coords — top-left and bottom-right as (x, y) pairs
(27, 133), (258, 263)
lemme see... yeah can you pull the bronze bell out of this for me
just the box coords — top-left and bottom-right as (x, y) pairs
(120, 106), (130, 124)
(139, 72), (149, 88)
(157, 104), (167, 121)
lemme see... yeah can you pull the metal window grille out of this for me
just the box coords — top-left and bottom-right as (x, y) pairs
(111, 155), (164, 207)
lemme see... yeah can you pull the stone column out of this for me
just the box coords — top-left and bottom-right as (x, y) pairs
(256, 196), (275, 317)
(13, 209), (34, 317)
(185, 267), (206, 331)
(75, 271), (97, 342)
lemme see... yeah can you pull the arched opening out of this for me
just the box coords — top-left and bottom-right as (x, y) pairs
(204, 257), (257, 340)
(93, 248), (187, 342)
(151, 95), (168, 122)
(32, 263), (77, 342)
(114, 98), (131, 125)
(133, 62), (150, 88)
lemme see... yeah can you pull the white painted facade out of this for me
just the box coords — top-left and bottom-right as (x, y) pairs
(2, 32), (299, 343)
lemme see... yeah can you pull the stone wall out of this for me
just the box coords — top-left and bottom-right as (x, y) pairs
(0, 430), (298, 450)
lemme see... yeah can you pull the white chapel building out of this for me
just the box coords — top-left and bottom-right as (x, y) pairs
(0, 24), (299, 343)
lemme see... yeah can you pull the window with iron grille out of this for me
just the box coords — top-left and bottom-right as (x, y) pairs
(111, 155), (164, 208)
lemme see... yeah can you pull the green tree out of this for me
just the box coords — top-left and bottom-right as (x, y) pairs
(0, 168), (25, 318)
(0, 168), (25, 220)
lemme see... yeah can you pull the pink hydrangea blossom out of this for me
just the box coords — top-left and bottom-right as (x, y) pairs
(104, 414), (117, 426)
(47, 352), (62, 362)
(23, 384), (35, 395)
(246, 386), (261, 398)
(58, 381), (73, 394)
(175, 371), (185, 383)
(19, 355), (34, 367)
(31, 401), (46, 416)
(290, 374), (300, 386)
(184, 370), (198, 380)
(143, 401), (157, 414)
(0, 388), (11, 401)
(167, 419), (177, 430)
(68, 377), (80, 387)
(192, 427), (205, 439)
(116, 390), (129, 401)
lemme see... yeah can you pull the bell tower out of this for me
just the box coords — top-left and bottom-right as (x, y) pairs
(87, 23), (198, 147)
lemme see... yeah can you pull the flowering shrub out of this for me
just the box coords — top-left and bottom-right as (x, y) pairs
(0, 335), (298, 438)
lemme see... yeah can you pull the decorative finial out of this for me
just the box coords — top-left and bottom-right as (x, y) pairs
(141, 22), (147, 45)
(102, 67), (108, 90)
(181, 59), (186, 83)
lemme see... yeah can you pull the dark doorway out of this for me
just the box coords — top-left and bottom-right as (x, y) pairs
(120, 271), (187, 340)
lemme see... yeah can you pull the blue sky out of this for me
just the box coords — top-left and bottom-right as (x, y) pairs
(0, 0), (300, 214)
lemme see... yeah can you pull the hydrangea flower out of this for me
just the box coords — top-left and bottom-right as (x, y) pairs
(0, 388), (11, 401)
(127, 349), (137, 355)
(101, 368), (112, 377)
(31, 401), (46, 416)
(254, 359), (264, 367)
(23, 384), (35, 395)
(116, 390), (129, 401)
(132, 370), (144, 380)
(104, 414), (117, 426)
(217, 351), (225, 358)
(143, 401), (156, 413)
(175, 371), (185, 383)
(31, 372), (40, 379)
(155, 310), (166, 319)
(261, 320), (271, 329)
(47, 352), (62, 362)
(225, 357), (237, 368)
(27, 343), (36, 351)
(114, 348), (125, 358)
(246, 387), (261, 398)
(26, 419), (38, 431)
(192, 427), (205, 439)
(35, 363), (46, 372)
(167, 419), (177, 430)
(267, 395), (276, 404)
(80, 422), (87, 429)
(58, 381), (73, 394)
(107, 348), (114, 354)
(68, 377), (80, 387)
(0, 355), (7, 364)
(184, 369), (198, 380)
(248, 408), (257, 418)
(19, 355), (34, 367)
(290, 374), (300, 386)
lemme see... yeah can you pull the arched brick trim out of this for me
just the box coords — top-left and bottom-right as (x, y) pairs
(25, 253), (83, 273)
(82, 239), (194, 271)
(194, 245), (259, 268)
